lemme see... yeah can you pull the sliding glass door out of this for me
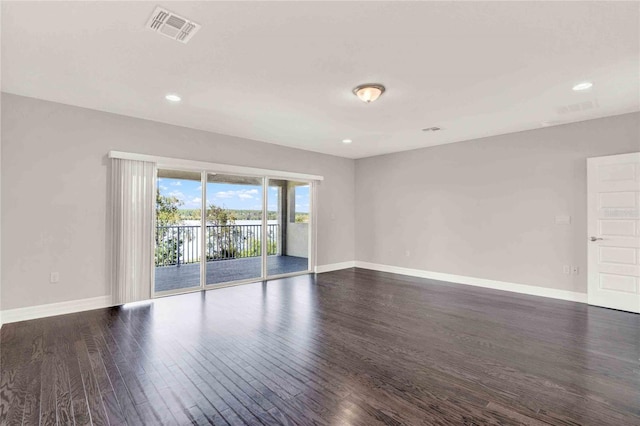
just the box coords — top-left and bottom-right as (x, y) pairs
(154, 169), (313, 296)
(154, 169), (203, 294)
(267, 179), (312, 276)
(205, 173), (264, 286)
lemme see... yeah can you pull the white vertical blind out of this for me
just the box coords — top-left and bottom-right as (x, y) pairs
(110, 158), (156, 304)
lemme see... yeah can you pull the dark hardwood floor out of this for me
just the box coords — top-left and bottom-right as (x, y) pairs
(1, 268), (639, 425)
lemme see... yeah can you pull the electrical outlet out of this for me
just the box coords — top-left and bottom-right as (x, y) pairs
(405, 250), (411, 257)
(571, 266), (579, 275)
(563, 265), (571, 275)
(50, 272), (60, 283)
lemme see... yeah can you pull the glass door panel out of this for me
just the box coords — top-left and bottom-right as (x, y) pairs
(154, 169), (203, 294)
(267, 179), (311, 276)
(205, 173), (264, 285)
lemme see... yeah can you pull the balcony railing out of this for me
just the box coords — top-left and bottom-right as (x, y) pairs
(155, 224), (279, 267)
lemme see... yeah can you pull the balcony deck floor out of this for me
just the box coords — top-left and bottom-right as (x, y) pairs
(154, 255), (309, 292)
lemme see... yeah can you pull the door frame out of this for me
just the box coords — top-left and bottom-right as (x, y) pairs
(152, 167), (204, 299)
(586, 151), (640, 313)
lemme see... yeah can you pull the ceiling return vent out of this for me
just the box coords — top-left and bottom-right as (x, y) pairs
(146, 6), (200, 44)
(556, 100), (600, 115)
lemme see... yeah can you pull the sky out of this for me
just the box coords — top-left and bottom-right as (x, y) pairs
(158, 178), (310, 213)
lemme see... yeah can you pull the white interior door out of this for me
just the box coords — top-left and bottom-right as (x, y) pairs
(587, 152), (640, 313)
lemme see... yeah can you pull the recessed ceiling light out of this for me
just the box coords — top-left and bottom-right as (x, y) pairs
(353, 84), (385, 103)
(572, 82), (593, 91)
(342, 139), (353, 144)
(165, 93), (182, 102)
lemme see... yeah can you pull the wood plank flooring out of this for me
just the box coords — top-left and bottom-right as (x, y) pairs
(1, 268), (639, 425)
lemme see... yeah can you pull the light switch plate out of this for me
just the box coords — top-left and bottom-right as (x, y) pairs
(555, 215), (571, 225)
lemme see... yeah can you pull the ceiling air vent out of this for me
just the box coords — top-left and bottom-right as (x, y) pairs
(146, 6), (200, 44)
(422, 127), (442, 132)
(557, 100), (599, 115)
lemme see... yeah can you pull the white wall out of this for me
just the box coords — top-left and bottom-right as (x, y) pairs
(355, 112), (640, 294)
(0, 10), (3, 324)
(3, 92), (638, 315)
(0, 88), (3, 324)
(286, 223), (309, 258)
(1, 93), (355, 310)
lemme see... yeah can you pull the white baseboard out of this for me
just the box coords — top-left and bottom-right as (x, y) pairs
(0, 262), (587, 328)
(315, 261), (356, 273)
(354, 261), (588, 304)
(1, 295), (113, 325)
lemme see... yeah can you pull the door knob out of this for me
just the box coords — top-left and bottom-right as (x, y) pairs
(589, 236), (604, 242)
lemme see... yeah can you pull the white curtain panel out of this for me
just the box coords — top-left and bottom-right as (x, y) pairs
(110, 158), (156, 304)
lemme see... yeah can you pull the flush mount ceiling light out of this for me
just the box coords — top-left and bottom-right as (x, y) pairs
(353, 84), (386, 103)
(165, 93), (182, 102)
(342, 139), (353, 144)
(572, 81), (593, 91)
